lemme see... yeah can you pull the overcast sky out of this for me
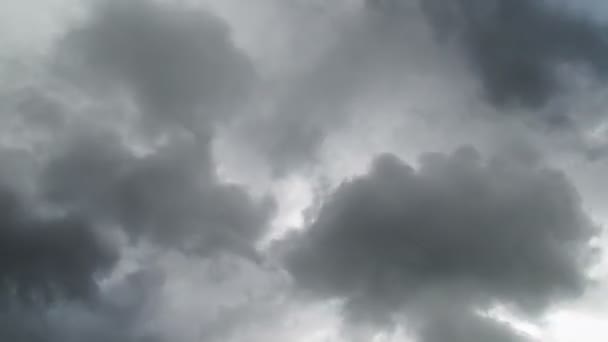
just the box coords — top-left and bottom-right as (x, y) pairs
(1, 0), (608, 341)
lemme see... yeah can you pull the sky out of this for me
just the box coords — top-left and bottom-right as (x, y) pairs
(0, 0), (607, 341)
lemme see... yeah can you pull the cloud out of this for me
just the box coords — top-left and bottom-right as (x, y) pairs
(41, 129), (274, 259)
(416, 308), (531, 342)
(24, 0), (276, 258)
(420, 0), (608, 108)
(1, 0), (607, 341)
(57, 0), (255, 135)
(0, 268), (164, 342)
(283, 146), (598, 334)
(234, 0), (608, 173)
(0, 183), (116, 304)
(0, 1), (275, 340)
(233, 0), (440, 173)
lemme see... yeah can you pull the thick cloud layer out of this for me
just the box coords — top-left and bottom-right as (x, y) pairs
(58, 0), (255, 134)
(284, 147), (598, 334)
(0, 268), (164, 342)
(241, 0), (449, 172)
(420, 0), (608, 108)
(42, 132), (274, 257)
(0, 1), (275, 341)
(34, 0), (274, 256)
(2, 0), (608, 341)
(416, 308), (531, 342)
(0, 185), (115, 304)
(238, 0), (608, 172)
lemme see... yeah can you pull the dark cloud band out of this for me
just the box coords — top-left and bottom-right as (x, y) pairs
(284, 146), (598, 335)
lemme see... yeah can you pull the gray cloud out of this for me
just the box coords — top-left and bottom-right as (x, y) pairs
(41, 130), (274, 259)
(283, 146), (598, 333)
(420, 0), (608, 109)
(2, 0), (608, 341)
(0, 184), (116, 305)
(238, 0), (608, 173)
(0, 1), (274, 340)
(0, 268), (164, 342)
(33, 0), (274, 257)
(415, 308), (531, 342)
(230, 0), (469, 173)
(57, 0), (255, 135)
(237, 0), (446, 173)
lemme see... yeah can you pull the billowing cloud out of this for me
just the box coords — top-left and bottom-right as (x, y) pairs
(0, 267), (165, 342)
(30, 0), (275, 257)
(419, 0), (608, 109)
(0, 0), (275, 340)
(416, 308), (531, 342)
(283, 147), (598, 336)
(42, 132), (274, 257)
(1, 0), (608, 341)
(234, 0), (608, 172)
(237, 0), (452, 172)
(57, 0), (255, 135)
(0, 185), (116, 304)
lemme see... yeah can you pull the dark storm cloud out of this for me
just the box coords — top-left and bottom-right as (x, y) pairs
(235, 0), (436, 174)
(0, 0), (274, 339)
(112, 146), (274, 257)
(419, 0), (608, 108)
(237, 0), (608, 173)
(416, 308), (531, 342)
(42, 131), (274, 258)
(31, 0), (274, 257)
(0, 184), (116, 304)
(0, 312), (158, 342)
(284, 146), (598, 322)
(3, 0), (607, 340)
(4, 86), (67, 131)
(57, 0), (255, 134)
(0, 268), (164, 342)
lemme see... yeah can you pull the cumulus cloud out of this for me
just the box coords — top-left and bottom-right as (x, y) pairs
(233, 0), (608, 172)
(42, 132), (274, 257)
(238, 0), (454, 172)
(0, 0), (275, 340)
(0, 267), (165, 342)
(24, 0), (274, 255)
(420, 0), (608, 109)
(56, 0), (255, 135)
(416, 308), (532, 342)
(283, 147), (598, 337)
(1, 0), (608, 341)
(0, 185), (116, 304)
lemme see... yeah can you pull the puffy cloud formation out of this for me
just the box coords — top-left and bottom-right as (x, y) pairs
(0, 185), (115, 303)
(238, 0), (608, 172)
(57, 0), (255, 134)
(0, 0), (607, 341)
(22, 0), (275, 259)
(42, 132), (273, 257)
(0, 0), (274, 340)
(0, 267), (165, 342)
(419, 0), (608, 108)
(416, 308), (532, 342)
(284, 147), (598, 337)
(239, 0), (448, 172)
